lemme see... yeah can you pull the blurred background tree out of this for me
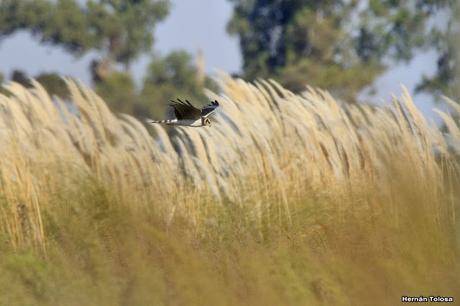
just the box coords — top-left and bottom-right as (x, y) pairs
(0, 0), (214, 118)
(35, 73), (70, 99)
(94, 71), (138, 113)
(0, 0), (457, 114)
(0, 0), (170, 75)
(227, 0), (456, 101)
(139, 51), (216, 117)
(94, 51), (215, 118)
(415, 2), (459, 100)
(2, 69), (69, 98)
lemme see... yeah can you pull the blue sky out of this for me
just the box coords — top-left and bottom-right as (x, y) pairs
(0, 0), (440, 119)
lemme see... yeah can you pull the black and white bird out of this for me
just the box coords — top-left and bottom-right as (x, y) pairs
(146, 99), (219, 127)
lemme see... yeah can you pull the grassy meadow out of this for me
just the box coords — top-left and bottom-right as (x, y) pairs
(0, 75), (458, 305)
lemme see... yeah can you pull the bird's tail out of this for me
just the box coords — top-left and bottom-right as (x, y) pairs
(145, 119), (178, 125)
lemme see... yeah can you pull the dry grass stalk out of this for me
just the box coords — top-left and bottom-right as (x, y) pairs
(0, 75), (457, 248)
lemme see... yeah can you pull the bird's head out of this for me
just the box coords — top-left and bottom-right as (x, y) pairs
(204, 118), (211, 127)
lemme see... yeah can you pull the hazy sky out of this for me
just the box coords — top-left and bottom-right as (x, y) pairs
(0, 0), (441, 119)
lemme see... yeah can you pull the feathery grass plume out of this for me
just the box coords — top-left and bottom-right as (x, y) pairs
(0, 75), (459, 305)
(0, 75), (457, 237)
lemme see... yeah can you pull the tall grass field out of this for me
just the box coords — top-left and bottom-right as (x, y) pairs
(0, 75), (458, 305)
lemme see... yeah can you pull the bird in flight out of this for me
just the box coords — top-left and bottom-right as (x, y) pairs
(146, 99), (219, 127)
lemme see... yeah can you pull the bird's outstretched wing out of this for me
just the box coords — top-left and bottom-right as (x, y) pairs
(169, 99), (201, 120)
(201, 100), (219, 118)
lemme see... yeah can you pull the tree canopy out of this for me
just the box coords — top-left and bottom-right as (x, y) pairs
(94, 51), (216, 118)
(0, 0), (213, 119)
(0, 0), (170, 69)
(227, 0), (456, 100)
(139, 51), (217, 118)
(416, 2), (459, 99)
(0, 0), (457, 115)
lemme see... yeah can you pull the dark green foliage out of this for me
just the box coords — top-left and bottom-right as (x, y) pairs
(227, 0), (456, 100)
(36, 73), (70, 99)
(94, 50), (217, 118)
(94, 71), (138, 114)
(0, 72), (5, 96)
(10, 69), (30, 87)
(6, 70), (70, 99)
(139, 50), (217, 118)
(0, 0), (216, 118)
(416, 2), (459, 100)
(0, 0), (170, 68)
(85, 0), (170, 68)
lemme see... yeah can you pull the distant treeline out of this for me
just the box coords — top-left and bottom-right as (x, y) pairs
(0, 0), (458, 116)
